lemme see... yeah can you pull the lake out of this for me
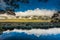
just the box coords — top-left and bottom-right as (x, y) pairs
(0, 28), (60, 40)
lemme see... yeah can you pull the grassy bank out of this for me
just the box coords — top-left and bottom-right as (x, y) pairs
(0, 19), (51, 22)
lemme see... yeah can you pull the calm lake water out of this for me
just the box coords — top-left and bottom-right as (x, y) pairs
(0, 28), (60, 40)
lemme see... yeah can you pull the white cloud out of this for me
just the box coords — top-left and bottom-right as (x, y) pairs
(15, 8), (57, 17)
(0, 8), (57, 19)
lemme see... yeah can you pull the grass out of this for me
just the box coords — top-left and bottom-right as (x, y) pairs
(0, 19), (51, 22)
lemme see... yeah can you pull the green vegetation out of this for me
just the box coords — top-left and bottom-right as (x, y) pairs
(0, 22), (60, 31)
(0, 27), (4, 35)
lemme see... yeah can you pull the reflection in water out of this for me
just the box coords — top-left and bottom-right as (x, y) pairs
(0, 28), (60, 40)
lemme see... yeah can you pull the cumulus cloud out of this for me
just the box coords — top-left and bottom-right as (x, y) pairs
(0, 8), (57, 19)
(0, 13), (16, 19)
(3, 28), (60, 37)
(16, 8), (57, 17)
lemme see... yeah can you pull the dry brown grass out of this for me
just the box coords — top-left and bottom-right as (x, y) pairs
(0, 19), (51, 22)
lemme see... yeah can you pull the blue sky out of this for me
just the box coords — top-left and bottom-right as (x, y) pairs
(15, 0), (60, 12)
(0, 0), (60, 12)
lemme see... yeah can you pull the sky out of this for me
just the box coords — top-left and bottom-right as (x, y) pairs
(15, 0), (60, 12)
(0, 0), (60, 17)
(0, 0), (60, 12)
